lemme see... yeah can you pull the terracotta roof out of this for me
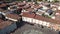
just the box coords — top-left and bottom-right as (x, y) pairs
(23, 5), (31, 9)
(0, 3), (7, 7)
(27, 2), (35, 6)
(2, 10), (9, 13)
(30, 4), (41, 9)
(18, 2), (26, 7)
(55, 14), (60, 22)
(0, 9), (4, 11)
(0, 20), (13, 29)
(5, 14), (21, 20)
(22, 12), (35, 18)
(0, 10), (8, 13)
(7, 2), (17, 6)
(0, 19), (3, 23)
(25, 8), (34, 12)
(34, 5), (41, 9)
(22, 12), (60, 24)
(35, 15), (59, 24)
(27, 2), (35, 4)
(56, 10), (60, 13)
(36, 11), (44, 15)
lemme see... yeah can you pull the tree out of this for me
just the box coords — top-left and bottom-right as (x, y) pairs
(54, 0), (59, 2)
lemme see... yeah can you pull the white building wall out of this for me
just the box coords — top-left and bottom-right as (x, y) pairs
(22, 16), (60, 31)
(42, 21), (47, 26)
(22, 17), (27, 21)
(46, 22), (50, 27)
(58, 6), (60, 10)
(26, 17), (30, 22)
(26, 17), (33, 23)
(32, 19), (36, 24)
(29, 18), (32, 23)
(22, 17), (33, 23)
(35, 20), (39, 24)
(22, 16), (51, 27)
(39, 20), (43, 25)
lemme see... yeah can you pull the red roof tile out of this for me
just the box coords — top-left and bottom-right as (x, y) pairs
(22, 12), (60, 24)
(33, 4), (42, 9)
(18, 2), (26, 7)
(22, 12), (35, 18)
(0, 19), (3, 23)
(23, 5), (31, 9)
(0, 3), (7, 7)
(56, 10), (60, 13)
(6, 14), (21, 20)
(0, 20), (13, 29)
(25, 8), (34, 12)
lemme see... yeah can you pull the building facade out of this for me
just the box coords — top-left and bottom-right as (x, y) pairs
(22, 12), (60, 31)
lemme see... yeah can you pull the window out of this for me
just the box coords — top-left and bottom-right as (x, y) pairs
(22, 17), (27, 21)
(42, 21), (47, 26)
(26, 18), (32, 23)
(32, 19), (36, 23)
(26, 17), (29, 22)
(25, 17), (28, 21)
(29, 18), (32, 23)
(46, 23), (49, 26)
(36, 20), (39, 24)
(39, 20), (43, 25)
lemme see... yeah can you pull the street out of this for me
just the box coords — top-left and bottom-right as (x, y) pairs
(11, 21), (59, 34)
